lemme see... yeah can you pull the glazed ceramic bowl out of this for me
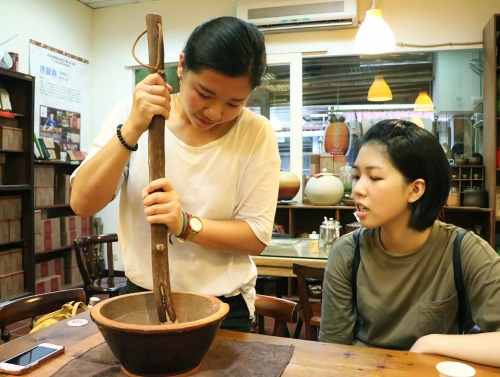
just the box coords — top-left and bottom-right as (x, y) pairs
(91, 291), (229, 377)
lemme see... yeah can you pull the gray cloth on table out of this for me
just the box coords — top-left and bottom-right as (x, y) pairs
(53, 338), (294, 377)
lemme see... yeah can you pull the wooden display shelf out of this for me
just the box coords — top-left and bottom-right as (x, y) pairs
(276, 204), (494, 246)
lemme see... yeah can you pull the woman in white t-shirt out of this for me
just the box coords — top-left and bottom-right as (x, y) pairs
(70, 16), (280, 332)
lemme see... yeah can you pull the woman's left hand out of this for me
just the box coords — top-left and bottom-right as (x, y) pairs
(142, 178), (183, 236)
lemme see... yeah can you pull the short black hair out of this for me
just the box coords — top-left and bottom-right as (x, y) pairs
(183, 16), (267, 89)
(362, 119), (451, 231)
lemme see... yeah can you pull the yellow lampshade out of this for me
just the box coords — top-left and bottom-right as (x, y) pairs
(367, 76), (392, 102)
(414, 90), (434, 111)
(410, 117), (425, 128)
(355, 9), (396, 55)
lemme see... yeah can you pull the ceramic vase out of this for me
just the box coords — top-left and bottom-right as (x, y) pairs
(305, 169), (344, 205)
(278, 171), (300, 201)
(324, 114), (349, 155)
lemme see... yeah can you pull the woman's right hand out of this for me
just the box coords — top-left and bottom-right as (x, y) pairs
(123, 73), (173, 141)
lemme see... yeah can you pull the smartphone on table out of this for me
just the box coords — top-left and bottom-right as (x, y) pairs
(0, 343), (64, 375)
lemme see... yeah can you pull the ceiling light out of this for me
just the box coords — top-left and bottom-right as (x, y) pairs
(355, 8), (396, 54)
(410, 117), (425, 128)
(367, 76), (392, 102)
(414, 90), (434, 111)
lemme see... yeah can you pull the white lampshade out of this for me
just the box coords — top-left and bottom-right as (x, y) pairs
(414, 90), (434, 111)
(355, 9), (396, 55)
(367, 76), (392, 102)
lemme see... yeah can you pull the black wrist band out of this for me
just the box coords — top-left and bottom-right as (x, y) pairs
(116, 124), (138, 151)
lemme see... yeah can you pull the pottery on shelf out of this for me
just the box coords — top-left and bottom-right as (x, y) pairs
(305, 168), (344, 205)
(463, 188), (488, 208)
(324, 114), (350, 155)
(278, 171), (300, 201)
(91, 291), (229, 377)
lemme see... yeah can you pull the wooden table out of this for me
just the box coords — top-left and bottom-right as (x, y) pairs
(1, 311), (498, 376)
(252, 238), (328, 278)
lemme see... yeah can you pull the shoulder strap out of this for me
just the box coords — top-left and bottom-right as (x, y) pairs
(453, 229), (468, 334)
(351, 228), (362, 313)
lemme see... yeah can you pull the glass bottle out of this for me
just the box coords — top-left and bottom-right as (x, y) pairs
(339, 164), (354, 196)
(346, 114), (362, 165)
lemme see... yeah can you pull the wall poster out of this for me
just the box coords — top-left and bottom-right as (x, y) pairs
(29, 40), (89, 152)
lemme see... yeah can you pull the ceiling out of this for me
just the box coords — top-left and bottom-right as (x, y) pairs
(76, 0), (157, 9)
(74, 1), (461, 108)
(250, 52), (435, 108)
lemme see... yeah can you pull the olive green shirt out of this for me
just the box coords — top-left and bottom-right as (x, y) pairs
(319, 221), (500, 350)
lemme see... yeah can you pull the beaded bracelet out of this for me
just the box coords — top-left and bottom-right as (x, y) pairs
(116, 124), (138, 151)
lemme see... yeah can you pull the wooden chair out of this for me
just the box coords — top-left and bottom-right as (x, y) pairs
(292, 263), (325, 341)
(252, 294), (298, 337)
(0, 288), (86, 342)
(73, 233), (127, 301)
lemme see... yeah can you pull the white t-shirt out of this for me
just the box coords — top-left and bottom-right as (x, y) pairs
(72, 96), (280, 316)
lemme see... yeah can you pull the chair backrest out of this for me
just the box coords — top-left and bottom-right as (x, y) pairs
(73, 233), (119, 287)
(292, 263), (325, 327)
(0, 288), (86, 342)
(254, 294), (298, 337)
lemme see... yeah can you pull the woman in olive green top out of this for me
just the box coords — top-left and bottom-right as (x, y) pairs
(320, 119), (500, 367)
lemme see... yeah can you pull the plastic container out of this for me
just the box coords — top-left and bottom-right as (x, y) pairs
(446, 192), (461, 207)
(309, 231), (319, 253)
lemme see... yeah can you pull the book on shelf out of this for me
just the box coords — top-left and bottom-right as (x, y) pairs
(34, 137), (44, 159)
(67, 150), (86, 161)
(34, 141), (41, 158)
(41, 137), (57, 160)
(37, 137), (50, 159)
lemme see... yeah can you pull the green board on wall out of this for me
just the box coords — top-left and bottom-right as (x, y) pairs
(134, 65), (180, 93)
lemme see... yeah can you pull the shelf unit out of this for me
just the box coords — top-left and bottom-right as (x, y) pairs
(483, 14), (500, 246)
(34, 159), (90, 292)
(0, 68), (34, 300)
(276, 204), (494, 246)
(450, 165), (485, 192)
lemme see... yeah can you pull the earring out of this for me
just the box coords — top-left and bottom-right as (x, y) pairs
(178, 75), (182, 85)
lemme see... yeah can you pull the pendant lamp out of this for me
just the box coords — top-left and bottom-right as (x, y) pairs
(355, 6), (396, 55)
(367, 76), (392, 102)
(410, 117), (425, 128)
(414, 91), (434, 111)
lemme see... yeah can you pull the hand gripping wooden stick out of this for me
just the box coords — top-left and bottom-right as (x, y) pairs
(145, 14), (176, 324)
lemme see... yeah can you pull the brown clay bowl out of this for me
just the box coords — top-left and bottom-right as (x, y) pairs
(91, 291), (229, 377)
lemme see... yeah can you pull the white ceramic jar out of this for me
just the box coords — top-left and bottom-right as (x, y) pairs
(305, 168), (344, 205)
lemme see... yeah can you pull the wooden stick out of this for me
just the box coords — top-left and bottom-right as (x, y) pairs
(145, 13), (176, 324)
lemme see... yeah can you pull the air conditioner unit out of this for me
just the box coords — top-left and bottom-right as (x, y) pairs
(237, 0), (358, 33)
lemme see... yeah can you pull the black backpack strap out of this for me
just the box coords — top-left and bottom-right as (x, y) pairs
(351, 228), (362, 314)
(452, 229), (468, 334)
